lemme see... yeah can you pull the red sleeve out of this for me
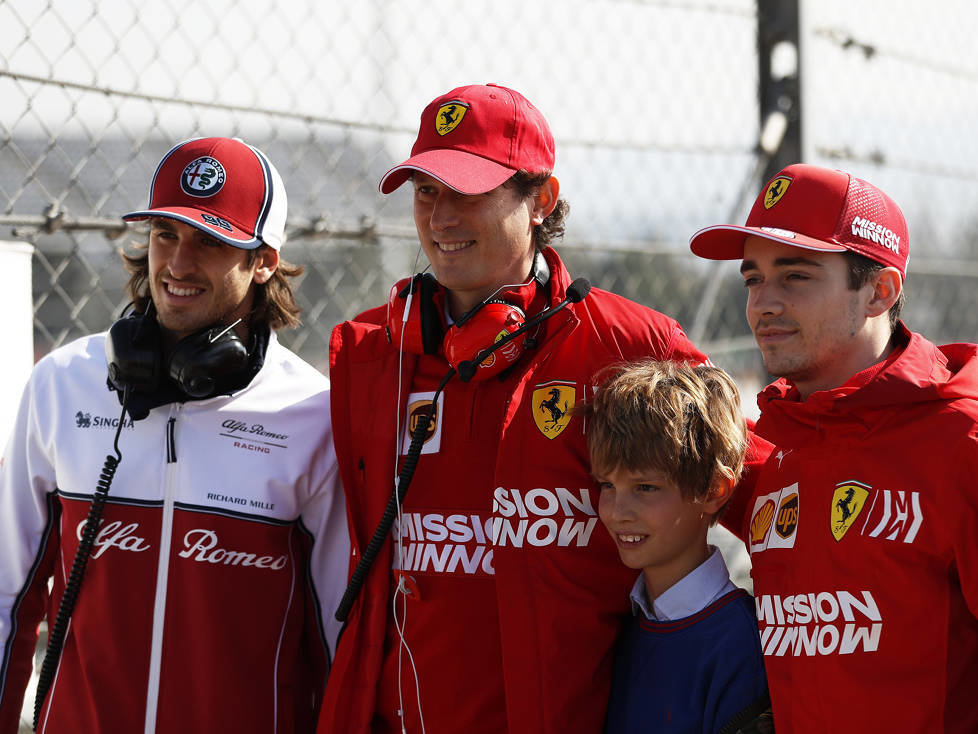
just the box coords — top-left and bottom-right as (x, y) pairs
(949, 428), (978, 618)
(722, 422), (774, 543)
(666, 322), (710, 366)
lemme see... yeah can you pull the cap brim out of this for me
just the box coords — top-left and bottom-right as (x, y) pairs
(689, 224), (848, 261)
(379, 149), (516, 195)
(122, 208), (266, 250)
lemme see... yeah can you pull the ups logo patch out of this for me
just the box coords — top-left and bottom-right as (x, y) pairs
(775, 492), (799, 538)
(401, 391), (443, 456)
(532, 381), (576, 440)
(407, 399), (438, 444)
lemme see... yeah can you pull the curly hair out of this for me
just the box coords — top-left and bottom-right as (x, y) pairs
(580, 360), (747, 520)
(506, 170), (570, 251)
(121, 238), (304, 331)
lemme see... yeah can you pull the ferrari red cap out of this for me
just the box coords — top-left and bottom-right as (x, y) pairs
(689, 163), (909, 278)
(123, 137), (287, 251)
(379, 83), (556, 195)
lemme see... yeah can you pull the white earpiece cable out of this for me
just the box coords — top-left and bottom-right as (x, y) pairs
(391, 247), (427, 733)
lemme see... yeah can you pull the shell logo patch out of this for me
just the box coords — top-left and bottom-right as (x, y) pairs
(181, 156), (226, 197)
(831, 481), (870, 541)
(763, 175), (792, 209)
(436, 102), (469, 136)
(750, 499), (775, 544)
(532, 381), (576, 440)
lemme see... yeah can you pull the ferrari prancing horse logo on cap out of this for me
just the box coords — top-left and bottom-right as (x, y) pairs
(763, 175), (792, 209)
(181, 156), (226, 197)
(436, 102), (469, 136)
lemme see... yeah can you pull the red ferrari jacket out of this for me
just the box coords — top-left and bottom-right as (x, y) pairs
(744, 324), (978, 733)
(320, 247), (708, 734)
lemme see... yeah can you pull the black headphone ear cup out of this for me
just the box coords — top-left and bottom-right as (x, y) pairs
(167, 326), (250, 398)
(386, 273), (444, 355)
(443, 301), (526, 381)
(105, 314), (163, 393)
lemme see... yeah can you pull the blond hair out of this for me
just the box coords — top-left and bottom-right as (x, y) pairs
(583, 360), (747, 514)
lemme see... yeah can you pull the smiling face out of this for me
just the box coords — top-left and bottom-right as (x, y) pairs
(740, 236), (886, 399)
(412, 172), (551, 319)
(597, 465), (714, 601)
(148, 218), (278, 347)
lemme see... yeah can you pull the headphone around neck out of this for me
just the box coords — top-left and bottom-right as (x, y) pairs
(105, 307), (251, 399)
(385, 271), (537, 382)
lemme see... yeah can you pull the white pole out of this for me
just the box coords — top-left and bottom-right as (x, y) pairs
(0, 241), (34, 449)
(0, 240), (35, 732)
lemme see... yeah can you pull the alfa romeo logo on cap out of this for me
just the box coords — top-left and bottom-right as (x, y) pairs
(181, 156), (226, 197)
(435, 102), (468, 136)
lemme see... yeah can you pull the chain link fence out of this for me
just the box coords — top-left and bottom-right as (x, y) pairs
(4, 0), (976, 397)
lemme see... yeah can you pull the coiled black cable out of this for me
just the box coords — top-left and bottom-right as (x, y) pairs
(335, 369), (453, 623)
(33, 389), (129, 730)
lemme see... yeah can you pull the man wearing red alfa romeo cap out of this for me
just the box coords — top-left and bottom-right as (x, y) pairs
(690, 163), (978, 732)
(320, 84), (711, 734)
(0, 137), (349, 734)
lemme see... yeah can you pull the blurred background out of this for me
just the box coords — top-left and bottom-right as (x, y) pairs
(3, 0), (977, 399)
(3, 0), (977, 728)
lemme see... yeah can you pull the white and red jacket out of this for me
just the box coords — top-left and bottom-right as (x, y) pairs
(740, 324), (978, 732)
(319, 247), (708, 734)
(0, 331), (349, 734)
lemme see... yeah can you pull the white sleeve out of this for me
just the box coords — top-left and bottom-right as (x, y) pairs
(301, 389), (351, 664)
(0, 364), (59, 727)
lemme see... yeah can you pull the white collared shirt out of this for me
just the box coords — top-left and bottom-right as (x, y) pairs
(629, 545), (738, 621)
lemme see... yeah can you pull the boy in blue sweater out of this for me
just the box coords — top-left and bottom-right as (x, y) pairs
(584, 360), (771, 734)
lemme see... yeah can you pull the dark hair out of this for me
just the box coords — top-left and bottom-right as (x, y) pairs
(121, 239), (304, 331)
(507, 170), (570, 250)
(842, 251), (904, 331)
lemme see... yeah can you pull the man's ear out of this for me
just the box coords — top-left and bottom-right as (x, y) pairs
(704, 470), (735, 516)
(530, 176), (560, 226)
(252, 246), (279, 285)
(866, 267), (902, 318)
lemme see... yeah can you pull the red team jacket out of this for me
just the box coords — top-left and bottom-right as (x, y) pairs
(319, 247), (708, 733)
(743, 324), (978, 732)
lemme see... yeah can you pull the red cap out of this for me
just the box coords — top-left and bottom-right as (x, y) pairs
(379, 84), (556, 195)
(123, 137), (287, 251)
(689, 163), (909, 278)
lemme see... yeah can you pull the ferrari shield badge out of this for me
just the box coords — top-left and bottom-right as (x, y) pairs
(763, 175), (792, 209)
(831, 481), (870, 541)
(435, 102), (468, 136)
(532, 381), (575, 439)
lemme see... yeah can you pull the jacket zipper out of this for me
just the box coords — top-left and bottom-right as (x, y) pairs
(143, 410), (180, 734)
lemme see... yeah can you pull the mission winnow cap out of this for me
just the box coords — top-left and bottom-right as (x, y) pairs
(123, 136), (287, 251)
(690, 163), (909, 279)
